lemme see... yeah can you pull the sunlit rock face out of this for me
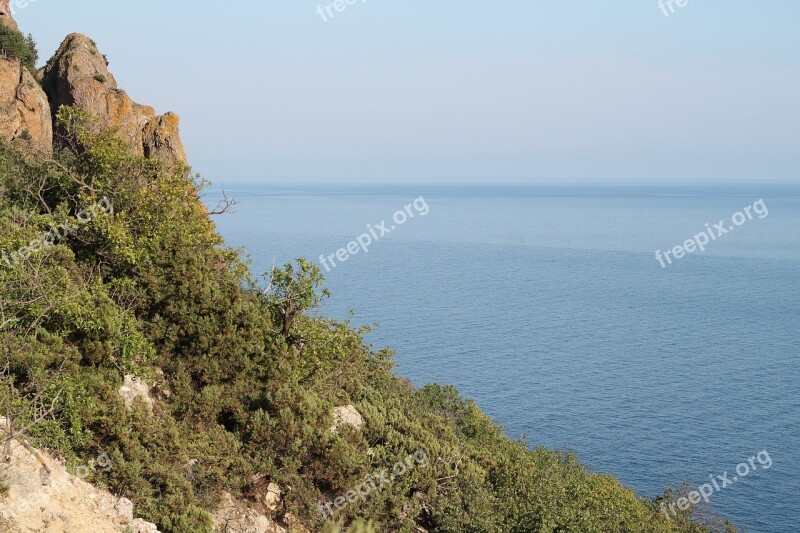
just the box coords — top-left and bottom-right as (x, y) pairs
(0, 0), (19, 31)
(0, 57), (53, 154)
(42, 33), (187, 166)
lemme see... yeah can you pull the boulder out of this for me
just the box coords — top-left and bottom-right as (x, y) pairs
(263, 482), (282, 513)
(118, 374), (154, 413)
(115, 497), (135, 521)
(129, 518), (161, 533)
(213, 492), (287, 533)
(329, 404), (364, 433)
(0, 57), (53, 153)
(41, 33), (187, 166)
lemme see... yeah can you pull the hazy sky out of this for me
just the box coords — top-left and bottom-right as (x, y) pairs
(15, 1), (800, 181)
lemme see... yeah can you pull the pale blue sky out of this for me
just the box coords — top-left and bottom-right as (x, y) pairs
(15, 1), (800, 181)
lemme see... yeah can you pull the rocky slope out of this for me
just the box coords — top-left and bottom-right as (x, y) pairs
(0, 418), (161, 533)
(1, 380), (298, 533)
(0, 4), (186, 165)
(0, 427), (294, 533)
(1, 8), (197, 533)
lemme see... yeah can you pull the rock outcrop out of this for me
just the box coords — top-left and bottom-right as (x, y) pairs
(41, 33), (187, 166)
(0, 56), (53, 153)
(0, 0), (18, 32)
(141, 111), (187, 168)
(118, 374), (155, 413)
(263, 482), (282, 513)
(1, 15), (188, 166)
(0, 418), (161, 532)
(213, 492), (288, 533)
(0, 3), (51, 153)
(330, 404), (364, 433)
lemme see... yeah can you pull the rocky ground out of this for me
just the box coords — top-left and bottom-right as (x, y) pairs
(0, 417), (160, 532)
(0, 378), (316, 533)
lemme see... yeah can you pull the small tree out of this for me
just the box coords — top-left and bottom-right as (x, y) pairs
(265, 258), (329, 347)
(23, 33), (37, 66)
(0, 22), (38, 68)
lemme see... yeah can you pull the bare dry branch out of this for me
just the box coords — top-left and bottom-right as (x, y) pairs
(208, 188), (237, 215)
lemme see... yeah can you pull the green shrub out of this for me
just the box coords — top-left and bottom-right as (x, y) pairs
(158, 507), (214, 533)
(93, 73), (107, 83)
(0, 22), (38, 68)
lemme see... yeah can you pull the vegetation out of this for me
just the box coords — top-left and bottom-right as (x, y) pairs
(0, 107), (739, 532)
(0, 21), (38, 69)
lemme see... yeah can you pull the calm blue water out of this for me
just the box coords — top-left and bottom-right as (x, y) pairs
(207, 181), (800, 532)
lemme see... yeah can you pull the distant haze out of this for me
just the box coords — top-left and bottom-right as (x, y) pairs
(17, 1), (800, 181)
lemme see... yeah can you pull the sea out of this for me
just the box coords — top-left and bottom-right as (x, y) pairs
(206, 180), (800, 532)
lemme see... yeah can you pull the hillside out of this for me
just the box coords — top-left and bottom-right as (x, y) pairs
(0, 7), (738, 533)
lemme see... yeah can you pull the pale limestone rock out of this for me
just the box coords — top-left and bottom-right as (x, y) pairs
(0, 417), (162, 532)
(213, 492), (288, 533)
(330, 404), (364, 433)
(115, 497), (134, 521)
(263, 482), (281, 512)
(118, 374), (154, 412)
(129, 518), (161, 532)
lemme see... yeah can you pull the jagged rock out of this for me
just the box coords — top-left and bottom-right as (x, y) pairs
(41, 33), (152, 146)
(115, 497), (134, 521)
(330, 404), (364, 433)
(141, 112), (187, 169)
(0, 0), (18, 31)
(263, 482), (282, 512)
(0, 1), (51, 153)
(0, 57), (53, 153)
(129, 518), (161, 533)
(0, 417), (161, 532)
(213, 492), (287, 533)
(246, 476), (282, 516)
(41, 33), (187, 166)
(118, 374), (154, 412)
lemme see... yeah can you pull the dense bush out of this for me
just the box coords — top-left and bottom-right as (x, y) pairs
(0, 108), (740, 532)
(0, 21), (38, 68)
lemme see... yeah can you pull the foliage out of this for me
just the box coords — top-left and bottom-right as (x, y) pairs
(0, 109), (738, 532)
(265, 258), (330, 344)
(0, 22), (38, 68)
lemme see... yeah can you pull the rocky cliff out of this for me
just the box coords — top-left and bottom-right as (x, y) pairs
(0, 7), (186, 166)
(0, 55), (52, 153)
(41, 33), (187, 166)
(0, 0), (18, 32)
